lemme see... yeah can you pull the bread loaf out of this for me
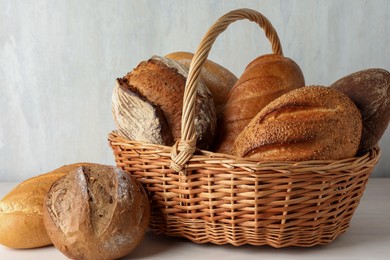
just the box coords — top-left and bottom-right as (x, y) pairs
(214, 54), (305, 154)
(331, 68), (390, 155)
(165, 51), (238, 114)
(112, 55), (217, 149)
(112, 79), (173, 145)
(43, 165), (150, 260)
(0, 163), (95, 249)
(233, 86), (362, 161)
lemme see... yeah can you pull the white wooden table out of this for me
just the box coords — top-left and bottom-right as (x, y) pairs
(1, 178), (389, 260)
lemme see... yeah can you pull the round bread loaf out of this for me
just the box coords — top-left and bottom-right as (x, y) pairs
(331, 68), (390, 155)
(233, 86), (362, 161)
(165, 51), (238, 114)
(112, 55), (216, 149)
(43, 165), (150, 260)
(214, 54), (305, 154)
(0, 162), (95, 249)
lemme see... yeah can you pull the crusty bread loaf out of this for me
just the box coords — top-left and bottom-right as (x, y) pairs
(165, 51), (238, 114)
(43, 165), (150, 260)
(112, 79), (173, 145)
(112, 55), (217, 149)
(214, 54), (305, 154)
(233, 86), (362, 161)
(331, 68), (390, 155)
(0, 163), (95, 249)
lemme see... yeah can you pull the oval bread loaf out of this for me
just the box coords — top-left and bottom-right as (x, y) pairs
(0, 163), (95, 249)
(233, 86), (362, 161)
(214, 54), (305, 154)
(43, 165), (150, 260)
(331, 68), (390, 155)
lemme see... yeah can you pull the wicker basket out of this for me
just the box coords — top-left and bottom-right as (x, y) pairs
(108, 8), (380, 247)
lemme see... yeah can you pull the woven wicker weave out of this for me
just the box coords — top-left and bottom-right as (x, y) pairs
(108, 8), (380, 247)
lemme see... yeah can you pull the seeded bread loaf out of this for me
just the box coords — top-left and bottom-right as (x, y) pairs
(233, 86), (362, 161)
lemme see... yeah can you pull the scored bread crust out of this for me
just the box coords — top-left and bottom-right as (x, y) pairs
(0, 163), (96, 249)
(43, 165), (150, 260)
(115, 55), (216, 149)
(112, 78), (173, 145)
(214, 54), (305, 154)
(233, 86), (363, 161)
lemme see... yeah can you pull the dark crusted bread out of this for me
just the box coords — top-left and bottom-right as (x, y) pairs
(331, 68), (390, 155)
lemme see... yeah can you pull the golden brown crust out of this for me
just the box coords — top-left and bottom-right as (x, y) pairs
(0, 162), (96, 249)
(165, 51), (238, 114)
(214, 54), (305, 154)
(112, 79), (173, 145)
(233, 86), (363, 161)
(118, 55), (216, 149)
(43, 165), (150, 260)
(123, 57), (186, 141)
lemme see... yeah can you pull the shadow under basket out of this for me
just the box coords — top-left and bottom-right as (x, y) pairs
(108, 8), (381, 247)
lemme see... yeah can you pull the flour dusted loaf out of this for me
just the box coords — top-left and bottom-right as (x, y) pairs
(214, 54), (305, 154)
(331, 68), (390, 155)
(112, 55), (216, 149)
(43, 165), (150, 260)
(233, 86), (362, 161)
(0, 163), (95, 249)
(165, 51), (238, 114)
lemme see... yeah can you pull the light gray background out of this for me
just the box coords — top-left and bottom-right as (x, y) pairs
(1, 0), (389, 181)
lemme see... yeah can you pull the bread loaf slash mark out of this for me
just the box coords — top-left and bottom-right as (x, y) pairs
(243, 141), (318, 160)
(113, 79), (173, 145)
(257, 105), (338, 124)
(46, 167), (90, 234)
(84, 166), (117, 236)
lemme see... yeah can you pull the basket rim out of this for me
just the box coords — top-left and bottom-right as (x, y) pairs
(108, 131), (381, 177)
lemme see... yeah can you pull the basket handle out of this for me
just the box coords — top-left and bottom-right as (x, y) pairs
(170, 8), (283, 173)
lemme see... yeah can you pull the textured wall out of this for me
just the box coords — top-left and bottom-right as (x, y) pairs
(1, 0), (389, 181)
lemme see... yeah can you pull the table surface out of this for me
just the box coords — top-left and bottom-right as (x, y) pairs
(0, 178), (389, 260)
